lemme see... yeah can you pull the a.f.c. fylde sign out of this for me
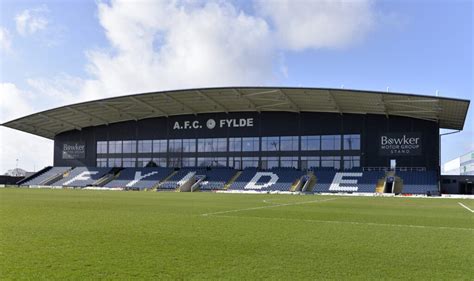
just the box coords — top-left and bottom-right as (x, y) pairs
(173, 118), (254, 130)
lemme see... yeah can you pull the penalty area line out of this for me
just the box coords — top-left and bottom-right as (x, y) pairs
(201, 198), (338, 217)
(458, 202), (474, 213)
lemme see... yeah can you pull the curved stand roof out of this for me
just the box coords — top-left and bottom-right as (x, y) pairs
(2, 87), (470, 139)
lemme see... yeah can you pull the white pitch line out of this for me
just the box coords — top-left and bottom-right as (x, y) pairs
(201, 198), (337, 217)
(458, 202), (474, 213)
(210, 214), (474, 232)
(262, 199), (280, 205)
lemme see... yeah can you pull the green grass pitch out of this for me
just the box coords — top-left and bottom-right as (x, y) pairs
(1, 188), (473, 280)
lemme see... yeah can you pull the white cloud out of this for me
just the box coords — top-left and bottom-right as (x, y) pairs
(15, 6), (49, 36)
(19, 0), (379, 103)
(27, 74), (84, 107)
(0, 27), (12, 51)
(256, 0), (375, 50)
(79, 0), (274, 100)
(0, 83), (53, 174)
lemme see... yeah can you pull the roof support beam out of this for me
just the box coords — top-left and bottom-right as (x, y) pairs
(233, 89), (259, 112)
(98, 102), (139, 121)
(241, 89), (279, 97)
(391, 110), (438, 114)
(328, 90), (343, 115)
(130, 96), (168, 117)
(66, 106), (110, 125)
(17, 122), (56, 137)
(161, 93), (196, 115)
(278, 89), (300, 112)
(385, 99), (439, 104)
(38, 113), (82, 131)
(196, 90), (229, 113)
(380, 95), (389, 118)
(391, 113), (439, 122)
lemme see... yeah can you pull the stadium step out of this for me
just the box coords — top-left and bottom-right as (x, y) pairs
(302, 172), (316, 192)
(93, 168), (122, 187)
(176, 171), (196, 192)
(290, 176), (304, 192)
(161, 171), (178, 186)
(375, 179), (385, 193)
(189, 176), (205, 192)
(150, 170), (175, 191)
(393, 178), (403, 194)
(224, 171), (242, 189)
(301, 172), (316, 192)
(42, 168), (72, 186)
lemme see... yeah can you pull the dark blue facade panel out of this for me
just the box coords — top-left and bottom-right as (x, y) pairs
(53, 112), (439, 169)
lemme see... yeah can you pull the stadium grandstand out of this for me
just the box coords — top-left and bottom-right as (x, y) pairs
(3, 87), (471, 195)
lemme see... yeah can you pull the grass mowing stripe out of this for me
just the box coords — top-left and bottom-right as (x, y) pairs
(201, 197), (337, 216)
(2, 189), (473, 280)
(207, 214), (474, 231)
(458, 202), (474, 213)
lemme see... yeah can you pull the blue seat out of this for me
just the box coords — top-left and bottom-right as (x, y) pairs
(104, 168), (172, 189)
(228, 167), (305, 191)
(51, 167), (112, 187)
(21, 166), (71, 186)
(397, 171), (437, 194)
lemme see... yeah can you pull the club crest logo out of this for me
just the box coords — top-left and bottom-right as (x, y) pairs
(206, 119), (216, 129)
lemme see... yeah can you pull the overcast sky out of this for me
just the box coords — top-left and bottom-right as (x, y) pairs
(0, 0), (472, 173)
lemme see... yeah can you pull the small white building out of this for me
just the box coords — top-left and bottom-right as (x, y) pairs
(443, 151), (474, 175)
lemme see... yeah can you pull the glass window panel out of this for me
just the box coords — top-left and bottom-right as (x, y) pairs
(97, 141), (108, 154)
(301, 156), (320, 169)
(182, 157), (196, 167)
(229, 138), (242, 152)
(197, 138), (227, 152)
(168, 157), (182, 168)
(242, 137), (259, 152)
(108, 141), (122, 154)
(200, 139), (212, 152)
(122, 158), (136, 167)
(217, 138), (227, 152)
(108, 158), (122, 167)
(321, 156), (341, 170)
(138, 140), (152, 153)
(301, 136), (320, 151)
(321, 135), (341, 151)
(197, 157), (211, 167)
(137, 158), (151, 167)
(228, 157), (242, 169)
(152, 158), (167, 167)
(242, 157), (258, 168)
(197, 157), (226, 167)
(261, 157), (279, 169)
(280, 156), (298, 168)
(280, 136), (299, 151)
(96, 158), (107, 167)
(343, 134), (361, 150)
(169, 139), (183, 153)
(182, 139), (196, 153)
(343, 156), (360, 170)
(262, 137), (279, 151)
(153, 140), (167, 153)
(122, 140), (136, 153)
